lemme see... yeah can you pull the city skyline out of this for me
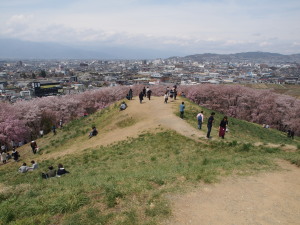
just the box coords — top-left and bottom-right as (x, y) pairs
(1, 0), (300, 58)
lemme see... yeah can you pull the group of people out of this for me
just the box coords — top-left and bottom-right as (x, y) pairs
(18, 160), (69, 178)
(18, 160), (38, 173)
(1, 147), (20, 164)
(196, 110), (229, 139)
(138, 87), (152, 103)
(205, 112), (228, 139)
(164, 86), (178, 103)
(42, 163), (69, 179)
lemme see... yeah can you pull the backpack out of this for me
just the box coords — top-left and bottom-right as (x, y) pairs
(197, 115), (202, 121)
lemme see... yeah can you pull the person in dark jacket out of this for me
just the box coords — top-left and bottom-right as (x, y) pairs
(207, 112), (215, 138)
(12, 148), (20, 162)
(142, 87), (146, 97)
(147, 89), (152, 100)
(30, 141), (37, 154)
(57, 164), (69, 176)
(89, 126), (98, 138)
(128, 88), (133, 100)
(219, 116), (228, 139)
(139, 91), (144, 104)
(47, 166), (57, 178)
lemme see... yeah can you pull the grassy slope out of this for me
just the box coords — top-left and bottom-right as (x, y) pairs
(0, 99), (300, 225)
(178, 97), (300, 145)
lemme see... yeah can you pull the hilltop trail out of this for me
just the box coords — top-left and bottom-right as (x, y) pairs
(162, 160), (300, 225)
(41, 96), (205, 160)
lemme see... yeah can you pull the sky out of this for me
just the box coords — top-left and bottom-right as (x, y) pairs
(1, 0), (300, 56)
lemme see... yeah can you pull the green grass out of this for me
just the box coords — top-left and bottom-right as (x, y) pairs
(176, 97), (300, 146)
(1, 98), (300, 225)
(36, 102), (121, 155)
(1, 129), (299, 225)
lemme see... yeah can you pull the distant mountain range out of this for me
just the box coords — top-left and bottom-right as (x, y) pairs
(1, 38), (300, 62)
(170, 52), (300, 63)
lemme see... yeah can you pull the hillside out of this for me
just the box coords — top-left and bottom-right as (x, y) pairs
(170, 52), (300, 63)
(0, 96), (300, 225)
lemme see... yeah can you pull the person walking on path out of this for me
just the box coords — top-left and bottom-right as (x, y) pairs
(142, 87), (146, 97)
(207, 112), (215, 138)
(139, 91), (144, 104)
(128, 88), (133, 100)
(179, 102), (185, 119)
(174, 89), (177, 100)
(164, 93), (169, 104)
(147, 89), (152, 100)
(30, 141), (38, 154)
(219, 116), (228, 139)
(197, 111), (204, 129)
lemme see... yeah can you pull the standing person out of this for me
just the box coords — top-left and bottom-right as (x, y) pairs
(128, 88), (133, 100)
(147, 89), (152, 100)
(164, 92), (168, 104)
(169, 89), (174, 101)
(39, 129), (44, 137)
(52, 125), (56, 135)
(142, 87), (146, 97)
(30, 141), (38, 154)
(207, 112), (215, 139)
(197, 111), (204, 129)
(59, 118), (64, 128)
(1, 144), (6, 152)
(1, 151), (7, 164)
(291, 130), (295, 140)
(174, 89), (177, 100)
(12, 148), (20, 162)
(139, 91), (144, 104)
(179, 102), (185, 119)
(166, 87), (170, 95)
(219, 116), (228, 139)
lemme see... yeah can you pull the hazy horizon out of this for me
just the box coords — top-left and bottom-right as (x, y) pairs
(1, 0), (300, 58)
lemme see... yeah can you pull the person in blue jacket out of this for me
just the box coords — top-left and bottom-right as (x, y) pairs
(179, 102), (185, 119)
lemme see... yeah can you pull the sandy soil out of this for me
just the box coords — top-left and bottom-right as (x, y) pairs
(163, 160), (300, 225)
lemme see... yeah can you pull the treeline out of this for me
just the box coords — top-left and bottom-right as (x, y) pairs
(180, 84), (300, 135)
(0, 84), (298, 147)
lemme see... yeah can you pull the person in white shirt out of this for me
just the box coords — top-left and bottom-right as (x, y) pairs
(28, 160), (39, 171)
(196, 111), (204, 130)
(18, 163), (29, 173)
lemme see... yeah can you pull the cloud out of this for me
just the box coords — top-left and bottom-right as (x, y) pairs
(0, 1), (300, 55)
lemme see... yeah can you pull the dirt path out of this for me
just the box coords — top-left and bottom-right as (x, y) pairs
(163, 160), (300, 225)
(40, 96), (205, 160)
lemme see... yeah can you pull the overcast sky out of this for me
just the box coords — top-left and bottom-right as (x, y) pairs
(1, 0), (300, 55)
